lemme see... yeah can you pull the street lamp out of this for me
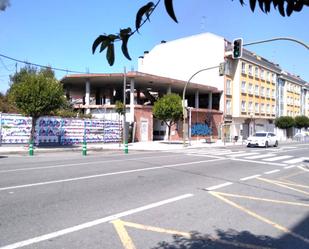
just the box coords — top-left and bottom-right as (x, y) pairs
(182, 65), (222, 146)
(250, 112), (255, 136)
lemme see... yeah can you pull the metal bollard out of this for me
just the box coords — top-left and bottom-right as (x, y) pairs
(29, 141), (34, 156)
(82, 141), (87, 156)
(124, 142), (128, 154)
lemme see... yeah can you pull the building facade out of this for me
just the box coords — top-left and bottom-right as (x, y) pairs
(61, 72), (223, 142)
(224, 49), (281, 140)
(138, 32), (308, 141)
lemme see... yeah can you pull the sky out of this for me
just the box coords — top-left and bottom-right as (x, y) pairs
(0, 0), (308, 94)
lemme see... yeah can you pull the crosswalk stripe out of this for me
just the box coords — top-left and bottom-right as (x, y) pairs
(227, 152), (259, 157)
(263, 155), (293, 162)
(244, 154), (276, 160)
(283, 157), (309, 164)
(213, 150), (246, 155)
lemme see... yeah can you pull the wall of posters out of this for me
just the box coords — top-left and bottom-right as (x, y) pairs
(0, 113), (32, 144)
(0, 114), (122, 145)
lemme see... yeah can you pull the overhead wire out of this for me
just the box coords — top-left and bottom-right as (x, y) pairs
(0, 53), (89, 74)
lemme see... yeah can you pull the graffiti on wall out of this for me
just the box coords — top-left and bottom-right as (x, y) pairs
(191, 123), (212, 136)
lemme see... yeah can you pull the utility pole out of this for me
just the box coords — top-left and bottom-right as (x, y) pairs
(123, 67), (127, 145)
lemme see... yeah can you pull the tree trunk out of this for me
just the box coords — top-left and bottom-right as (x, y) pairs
(30, 116), (37, 144)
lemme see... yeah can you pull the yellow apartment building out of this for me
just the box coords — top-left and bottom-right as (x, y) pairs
(277, 72), (307, 117)
(223, 49), (281, 140)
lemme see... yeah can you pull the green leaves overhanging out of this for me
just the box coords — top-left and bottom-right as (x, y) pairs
(135, 2), (155, 33)
(164, 0), (178, 23)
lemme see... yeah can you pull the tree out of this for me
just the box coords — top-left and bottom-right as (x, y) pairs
(93, 0), (309, 66)
(294, 115), (309, 129)
(275, 116), (295, 137)
(8, 67), (67, 142)
(0, 92), (18, 113)
(153, 93), (183, 141)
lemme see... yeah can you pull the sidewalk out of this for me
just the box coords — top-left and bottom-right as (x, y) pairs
(0, 139), (300, 155)
(0, 140), (244, 155)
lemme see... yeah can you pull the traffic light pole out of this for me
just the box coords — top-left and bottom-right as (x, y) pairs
(243, 37), (309, 50)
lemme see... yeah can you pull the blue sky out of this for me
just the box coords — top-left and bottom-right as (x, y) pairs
(0, 0), (308, 93)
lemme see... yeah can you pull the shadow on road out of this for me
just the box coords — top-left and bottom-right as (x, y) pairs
(152, 215), (309, 249)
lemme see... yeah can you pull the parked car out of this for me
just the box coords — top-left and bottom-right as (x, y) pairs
(246, 132), (278, 148)
(293, 132), (309, 142)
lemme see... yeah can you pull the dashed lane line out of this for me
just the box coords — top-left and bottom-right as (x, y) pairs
(204, 182), (233, 191)
(284, 165), (297, 169)
(264, 169), (281, 175)
(240, 174), (261, 181)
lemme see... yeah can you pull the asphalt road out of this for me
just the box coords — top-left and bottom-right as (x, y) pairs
(0, 143), (308, 249)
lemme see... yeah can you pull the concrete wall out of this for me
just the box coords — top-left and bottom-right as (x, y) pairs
(138, 33), (225, 90)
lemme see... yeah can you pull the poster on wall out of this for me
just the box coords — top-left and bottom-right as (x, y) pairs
(0, 114), (32, 144)
(1, 114), (122, 145)
(35, 116), (122, 145)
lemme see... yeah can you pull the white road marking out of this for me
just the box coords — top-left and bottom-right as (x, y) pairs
(298, 166), (309, 172)
(209, 150), (245, 156)
(244, 154), (276, 160)
(0, 154), (173, 174)
(240, 174), (261, 181)
(284, 165), (296, 169)
(230, 158), (285, 167)
(262, 155), (293, 162)
(283, 157), (309, 164)
(0, 194), (193, 249)
(0, 158), (225, 191)
(205, 182), (233, 191)
(227, 152), (259, 157)
(264, 169), (280, 175)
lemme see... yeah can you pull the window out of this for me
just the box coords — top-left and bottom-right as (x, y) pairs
(272, 89), (275, 99)
(266, 104), (270, 114)
(241, 81), (246, 93)
(226, 79), (231, 95)
(248, 83), (253, 94)
(261, 86), (265, 97)
(241, 101), (246, 112)
(272, 73), (276, 83)
(248, 65), (253, 76)
(260, 69), (265, 80)
(226, 100), (231, 115)
(272, 105), (275, 114)
(255, 85), (259, 96)
(266, 71), (270, 82)
(255, 103), (259, 113)
(255, 67), (259, 78)
(241, 62), (246, 74)
(248, 101), (253, 112)
(266, 88), (270, 97)
(261, 103), (265, 113)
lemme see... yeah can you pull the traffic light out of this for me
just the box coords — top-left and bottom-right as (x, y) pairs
(232, 38), (243, 59)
